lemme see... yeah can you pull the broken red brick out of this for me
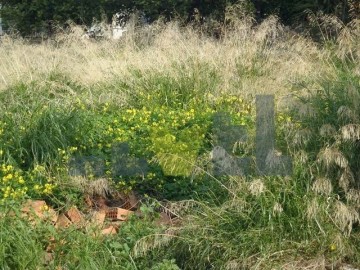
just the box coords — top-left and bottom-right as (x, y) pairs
(55, 213), (72, 229)
(101, 225), (117, 235)
(21, 200), (46, 213)
(66, 206), (84, 225)
(105, 207), (133, 221)
(110, 220), (124, 230)
(92, 210), (106, 226)
(21, 200), (57, 224)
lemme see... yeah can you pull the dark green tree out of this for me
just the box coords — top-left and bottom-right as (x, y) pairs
(251, 0), (352, 23)
(0, 0), (123, 34)
(0, 0), (356, 36)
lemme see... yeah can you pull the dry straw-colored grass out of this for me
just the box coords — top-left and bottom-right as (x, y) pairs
(0, 15), (327, 99)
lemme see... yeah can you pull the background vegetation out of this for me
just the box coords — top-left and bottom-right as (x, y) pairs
(1, 0), (359, 35)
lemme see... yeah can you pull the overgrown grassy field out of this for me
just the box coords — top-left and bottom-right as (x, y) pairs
(0, 11), (359, 269)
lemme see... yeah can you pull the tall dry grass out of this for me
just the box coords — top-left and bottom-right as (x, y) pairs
(0, 15), (327, 100)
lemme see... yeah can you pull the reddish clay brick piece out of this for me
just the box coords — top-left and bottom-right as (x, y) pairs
(92, 210), (106, 226)
(105, 208), (133, 221)
(55, 213), (72, 229)
(21, 200), (58, 223)
(101, 225), (118, 235)
(66, 206), (84, 224)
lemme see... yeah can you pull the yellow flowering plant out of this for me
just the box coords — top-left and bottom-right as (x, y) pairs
(0, 162), (59, 204)
(74, 94), (255, 198)
(0, 86), (254, 201)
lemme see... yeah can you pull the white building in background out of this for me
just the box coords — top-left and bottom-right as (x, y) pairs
(111, 12), (128, 39)
(112, 25), (127, 39)
(83, 11), (129, 40)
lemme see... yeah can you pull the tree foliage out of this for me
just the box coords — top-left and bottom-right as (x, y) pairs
(0, 0), (358, 36)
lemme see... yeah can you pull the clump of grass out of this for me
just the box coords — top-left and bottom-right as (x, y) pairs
(133, 174), (359, 269)
(0, 79), (85, 167)
(121, 61), (220, 109)
(290, 29), (360, 193)
(0, 202), (178, 269)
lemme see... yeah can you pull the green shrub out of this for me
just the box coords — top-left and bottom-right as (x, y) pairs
(291, 56), (360, 192)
